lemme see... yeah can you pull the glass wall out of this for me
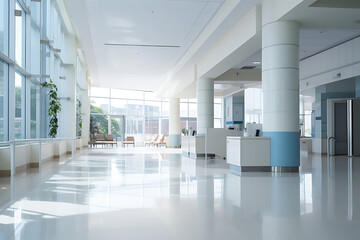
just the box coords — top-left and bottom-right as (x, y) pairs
(180, 99), (197, 133)
(15, 1), (26, 68)
(15, 72), (25, 139)
(245, 88), (263, 124)
(90, 88), (170, 144)
(0, 0), (86, 142)
(214, 98), (222, 128)
(300, 96), (312, 137)
(30, 81), (37, 138)
(0, 0), (9, 55)
(0, 61), (8, 141)
(180, 98), (222, 131)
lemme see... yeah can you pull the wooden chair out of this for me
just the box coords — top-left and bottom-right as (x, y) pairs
(94, 134), (105, 148)
(105, 134), (118, 147)
(154, 134), (166, 148)
(89, 134), (97, 148)
(96, 134), (105, 141)
(123, 136), (135, 147)
(144, 134), (158, 147)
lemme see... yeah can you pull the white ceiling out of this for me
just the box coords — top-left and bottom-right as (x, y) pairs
(233, 29), (360, 68)
(64, 0), (360, 99)
(79, 0), (224, 91)
(215, 28), (360, 99)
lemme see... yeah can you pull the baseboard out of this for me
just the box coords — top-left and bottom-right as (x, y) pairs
(53, 152), (67, 159)
(0, 170), (11, 177)
(0, 149), (80, 178)
(28, 162), (39, 168)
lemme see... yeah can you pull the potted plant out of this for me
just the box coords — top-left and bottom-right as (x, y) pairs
(41, 79), (61, 138)
(77, 99), (83, 137)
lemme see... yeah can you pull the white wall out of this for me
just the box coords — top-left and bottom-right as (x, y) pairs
(58, 32), (77, 139)
(300, 37), (360, 91)
(0, 147), (11, 171)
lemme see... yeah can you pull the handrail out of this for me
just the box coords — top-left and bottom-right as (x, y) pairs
(0, 137), (85, 145)
(0, 137), (86, 177)
(328, 137), (336, 156)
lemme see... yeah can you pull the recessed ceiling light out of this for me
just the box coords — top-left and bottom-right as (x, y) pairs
(253, 61), (261, 65)
(104, 43), (180, 48)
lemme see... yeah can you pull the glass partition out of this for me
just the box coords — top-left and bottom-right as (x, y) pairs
(15, 72), (25, 139)
(89, 88), (224, 144)
(0, 61), (8, 141)
(0, 0), (9, 55)
(15, 1), (26, 68)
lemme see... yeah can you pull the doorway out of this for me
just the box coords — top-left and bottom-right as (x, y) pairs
(334, 102), (348, 155)
(328, 99), (360, 156)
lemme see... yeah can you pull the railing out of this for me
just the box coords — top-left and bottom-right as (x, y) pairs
(0, 137), (82, 177)
(328, 137), (336, 156)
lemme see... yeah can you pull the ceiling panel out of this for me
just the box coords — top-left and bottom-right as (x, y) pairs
(82, 0), (224, 91)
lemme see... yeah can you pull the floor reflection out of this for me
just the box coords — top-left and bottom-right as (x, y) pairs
(0, 148), (359, 239)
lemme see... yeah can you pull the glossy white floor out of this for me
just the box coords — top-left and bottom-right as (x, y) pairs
(0, 147), (359, 240)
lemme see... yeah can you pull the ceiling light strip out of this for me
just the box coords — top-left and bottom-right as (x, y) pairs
(104, 43), (180, 48)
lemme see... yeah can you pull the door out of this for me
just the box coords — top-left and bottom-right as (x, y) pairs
(351, 100), (360, 156)
(334, 103), (348, 155)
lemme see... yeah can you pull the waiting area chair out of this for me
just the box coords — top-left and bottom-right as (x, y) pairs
(89, 134), (118, 148)
(144, 134), (158, 147)
(153, 134), (167, 148)
(123, 136), (135, 147)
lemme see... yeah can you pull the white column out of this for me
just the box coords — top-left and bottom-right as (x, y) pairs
(197, 78), (214, 136)
(262, 21), (300, 170)
(169, 98), (180, 148)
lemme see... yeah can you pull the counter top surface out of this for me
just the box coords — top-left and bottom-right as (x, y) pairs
(227, 136), (270, 140)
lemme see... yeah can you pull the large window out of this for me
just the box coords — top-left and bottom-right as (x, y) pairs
(180, 98), (222, 130)
(0, 0), (88, 142)
(0, 0), (9, 55)
(245, 88), (263, 124)
(30, 81), (38, 138)
(91, 97), (109, 114)
(0, 61), (8, 141)
(90, 88), (170, 144)
(15, 1), (26, 68)
(214, 98), (222, 128)
(300, 96), (312, 137)
(15, 72), (25, 139)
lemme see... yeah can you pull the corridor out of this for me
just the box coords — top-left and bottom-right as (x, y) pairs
(0, 148), (359, 240)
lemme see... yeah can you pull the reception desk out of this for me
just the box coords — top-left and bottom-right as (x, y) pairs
(182, 129), (242, 159)
(181, 136), (205, 158)
(226, 136), (271, 172)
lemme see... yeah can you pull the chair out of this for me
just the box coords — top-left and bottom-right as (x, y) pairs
(144, 134), (158, 147)
(154, 134), (166, 148)
(89, 134), (97, 148)
(94, 134), (105, 148)
(96, 134), (105, 141)
(123, 136), (135, 147)
(105, 134), (117, 147)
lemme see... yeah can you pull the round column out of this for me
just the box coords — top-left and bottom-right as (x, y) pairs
(262, 21), (300, 171)
(197, 78), (214, 136)
(169, 98), (181, 148)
